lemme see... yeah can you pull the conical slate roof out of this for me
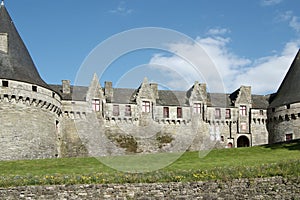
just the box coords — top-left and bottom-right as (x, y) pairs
(269, 49), (300, 108)
(0, 3), (49, 88)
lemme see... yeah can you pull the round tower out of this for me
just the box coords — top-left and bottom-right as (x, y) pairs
(0, 3), (62, 160)
(267, 50), (300, 143)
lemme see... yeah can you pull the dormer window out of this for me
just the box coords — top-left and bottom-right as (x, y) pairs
(92, 99), (100, 112)
(0, 33), (8, 54)
(193, 103), (201, 114)
(142, 101), (151, 113)
(240, 105), (247, 116)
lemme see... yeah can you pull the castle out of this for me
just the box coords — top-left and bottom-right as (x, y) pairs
(0, 3), (298, 161)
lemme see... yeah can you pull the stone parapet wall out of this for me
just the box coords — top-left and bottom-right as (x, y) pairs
(0, 176), (299, 199)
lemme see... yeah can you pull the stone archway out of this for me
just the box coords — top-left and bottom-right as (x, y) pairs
(237, 136), (250, 147)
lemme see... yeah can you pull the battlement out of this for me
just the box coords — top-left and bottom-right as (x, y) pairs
(0, 79), (61, 116)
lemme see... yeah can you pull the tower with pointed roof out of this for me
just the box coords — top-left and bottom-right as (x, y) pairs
(267, 50), (300, 143)
(0, 3), (62, 160)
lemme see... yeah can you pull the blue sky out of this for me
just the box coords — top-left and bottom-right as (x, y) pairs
(5, 0), (300, 94)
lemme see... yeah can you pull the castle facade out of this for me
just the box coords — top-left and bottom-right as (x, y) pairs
(0, 3), (297, 161)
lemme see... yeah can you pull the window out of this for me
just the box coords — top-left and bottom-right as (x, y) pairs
(177, 107), (182, 118)
(113, 105), (119, 116)
(221, 136), (224, 142)
(215, 108), (221, 119)
(55, 120), (59, 133)
(259, 110), (264, 115)
(240, 105), (247, 116)
(225, 109), (231, 119)
(0, 33), (8, 53)
(286, 133), (293, 141)
(32, 85), (37, 92)
(241, 122), (247, 131)
(163, 107), (169, 118)
(193, 103), (201, 114)
(142, 101), (151, 113)
(286, 104), (290, 109)
(92, 99), (100, 111)
(125, 105), (131, 116)
(2, 80), (8, 87)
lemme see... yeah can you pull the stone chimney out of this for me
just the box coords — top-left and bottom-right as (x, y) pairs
(150, 83), (158, 99)
(104, 81), (113, 102)
(62, 80), (71, 94)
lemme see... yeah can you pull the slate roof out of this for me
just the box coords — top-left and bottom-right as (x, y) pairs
(157, 90), (189, 106)
(208, 93), (232, 108)
(50, 84), (88, 101)
(269, 50), (300, 108)
(252, 94), (270, 109)
(0, 4), (50, 89)
(51, 84), (270, 109)
(112, 88), (136, 104)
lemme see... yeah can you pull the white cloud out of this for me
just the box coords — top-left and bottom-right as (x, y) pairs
(206, 28), (230, 35)
(261, 0), (283, 6)
(148, 35), (300, 94)
(290, 16), (300, 33)
(276, 11), (300, 33)
(109, 2), (133, 15)
(233, 41), (300, 94)
(277, 11), (293, 22)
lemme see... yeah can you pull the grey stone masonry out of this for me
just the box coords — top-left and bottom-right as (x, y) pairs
(0, 176), (299, 199)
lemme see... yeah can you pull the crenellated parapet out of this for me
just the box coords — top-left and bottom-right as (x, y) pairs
(0, 79), (61, 116)
(267, 102), (300, 122)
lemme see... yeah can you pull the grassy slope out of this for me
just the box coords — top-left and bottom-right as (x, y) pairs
(0, 140), (299, 187)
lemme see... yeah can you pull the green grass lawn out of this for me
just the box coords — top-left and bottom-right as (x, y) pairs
(0, 140), (299, 187)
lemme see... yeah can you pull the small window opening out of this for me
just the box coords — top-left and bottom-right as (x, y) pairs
(2, 80), (8, 87)
(259, 110), (264, 115)
(285, 133), (293, 141)
(286, 104), (290, 109)
(125, 105), (131, 116)
(163, 107), (169, 118)
(32, 85), (37, 92)
(225, 109), (231, 119)
(215, 108), (221, 119)
(177, 107), (182, 118)
(113, 105), (119, 116)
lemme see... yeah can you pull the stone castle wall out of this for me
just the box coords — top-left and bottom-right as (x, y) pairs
(267, 102), (300, 143)
(0, 176), (299, 199)
(0, 77), (270, 160)
(0, 79), (61, 160)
